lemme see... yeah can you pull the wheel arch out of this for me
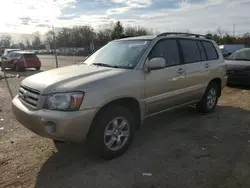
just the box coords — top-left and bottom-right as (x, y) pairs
(209, 78), (222, 97)
(87, 97), (142, 137)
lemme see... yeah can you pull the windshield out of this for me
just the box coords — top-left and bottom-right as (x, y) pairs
(84, 40), (150, 69)
(227, 49), (250, 61)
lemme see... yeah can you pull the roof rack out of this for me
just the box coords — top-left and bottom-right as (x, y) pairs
(157, 32), (211, 39)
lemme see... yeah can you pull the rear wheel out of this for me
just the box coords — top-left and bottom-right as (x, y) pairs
(196, 82), (219, 113)
(15, 64), (24, 72)
(88, 106), (135, 159)
(36, 67), (41, 71)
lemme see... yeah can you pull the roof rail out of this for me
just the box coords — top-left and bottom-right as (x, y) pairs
(157, 32), (211, 39)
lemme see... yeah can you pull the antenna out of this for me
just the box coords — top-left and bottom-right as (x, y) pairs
(233, 22), (236, 37)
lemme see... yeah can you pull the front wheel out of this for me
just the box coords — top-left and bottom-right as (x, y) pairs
(88, 106), (135, 159)
(36, 67), (41, 71)
(196, 82), (219, 113)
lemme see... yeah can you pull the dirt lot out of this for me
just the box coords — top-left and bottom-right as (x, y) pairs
(1, 70), (250, 188)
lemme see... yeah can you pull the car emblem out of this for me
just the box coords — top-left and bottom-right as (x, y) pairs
(23, 91), (28, 99)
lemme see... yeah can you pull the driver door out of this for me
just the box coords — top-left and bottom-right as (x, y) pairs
(145, 39), (187, 116)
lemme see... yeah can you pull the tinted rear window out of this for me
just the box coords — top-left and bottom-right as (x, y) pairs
(202, 41), (218, 60)
(179, 39), (201, 64)
(23, 54), (37, 59)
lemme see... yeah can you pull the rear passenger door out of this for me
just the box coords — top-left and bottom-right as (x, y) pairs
(145, 39), (187, 115)
(201, 40), (220, 80)
(179, 39), (209, 101)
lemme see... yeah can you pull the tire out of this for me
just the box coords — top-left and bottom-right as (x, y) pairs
(36, 67), (41, 71)
(196, 82), (219, 113)
(88, 106), (135, 159)
(15, 65), (24, 72)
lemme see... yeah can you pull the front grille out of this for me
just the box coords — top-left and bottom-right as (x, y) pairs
(19, 86), (40, 108)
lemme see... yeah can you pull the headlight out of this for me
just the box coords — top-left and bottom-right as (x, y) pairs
(44, 92), (84, 111)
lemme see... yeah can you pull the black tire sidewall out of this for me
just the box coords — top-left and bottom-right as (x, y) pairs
(197, 82), (219, 113)
(89, 106), (135, 159)
(15, 64), (21, 72)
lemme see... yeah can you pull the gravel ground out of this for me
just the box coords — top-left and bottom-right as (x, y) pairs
(1, 68), (250, 188)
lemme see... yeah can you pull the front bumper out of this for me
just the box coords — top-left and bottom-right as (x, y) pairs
(12, 95), (97, 142)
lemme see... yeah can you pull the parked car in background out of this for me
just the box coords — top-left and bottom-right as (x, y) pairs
(38, 49), (46, 54)
(50, 49), (60, 55)
(1, 51), (41, 71)
(12, 33), (227, 159)
(226, 48), (250, 85)
(3, 48), (21, 57)
(219, 44), (247, 58)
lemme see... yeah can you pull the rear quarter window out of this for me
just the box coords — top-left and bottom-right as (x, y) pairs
(197, 41), (207, 61)
(202, 41), (219, 60)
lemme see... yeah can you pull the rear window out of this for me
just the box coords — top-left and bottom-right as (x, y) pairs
(23, 54), (37, 59)
(202, 41), (219, 60)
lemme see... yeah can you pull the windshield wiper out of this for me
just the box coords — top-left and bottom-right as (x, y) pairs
(92, 63), (119, 68)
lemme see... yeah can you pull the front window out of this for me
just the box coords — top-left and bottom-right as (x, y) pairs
(227, 49), (250, 61)
(84, 40), (150, 69)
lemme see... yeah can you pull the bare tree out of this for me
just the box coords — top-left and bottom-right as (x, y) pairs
(0, 35), (12, 47)
(243, 32), (250, 45)
(125, 26), (152, 37)
(44, 30), (54, 48)
(96, 28), (112, 47)
(111, 21), (125, 39)
(31, 32), (41, 49)
(216, 27), (226, 38)
(22, 34), (32, 49)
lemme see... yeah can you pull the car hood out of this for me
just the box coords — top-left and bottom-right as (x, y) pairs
(225, 60), (250, 70)
(21, 64), (128, 94)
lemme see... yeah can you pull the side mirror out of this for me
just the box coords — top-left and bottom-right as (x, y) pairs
(145, 57), (166, 71)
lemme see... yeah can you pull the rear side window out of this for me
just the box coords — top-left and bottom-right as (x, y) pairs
(23, 54), (37, 59)
(202, 41), (219, 60)
(179, 40), (201, 64)
(197, 41), (206, 61)
(149, 39), (180, 67)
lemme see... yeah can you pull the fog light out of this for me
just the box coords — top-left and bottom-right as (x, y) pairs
(44, 121), (56, 134)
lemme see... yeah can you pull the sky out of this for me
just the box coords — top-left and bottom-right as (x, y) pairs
(0, 0), (250, 39)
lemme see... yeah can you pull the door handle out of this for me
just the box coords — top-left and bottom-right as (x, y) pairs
(177, 68), (184, 74)
(205, 63), (210, 68)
